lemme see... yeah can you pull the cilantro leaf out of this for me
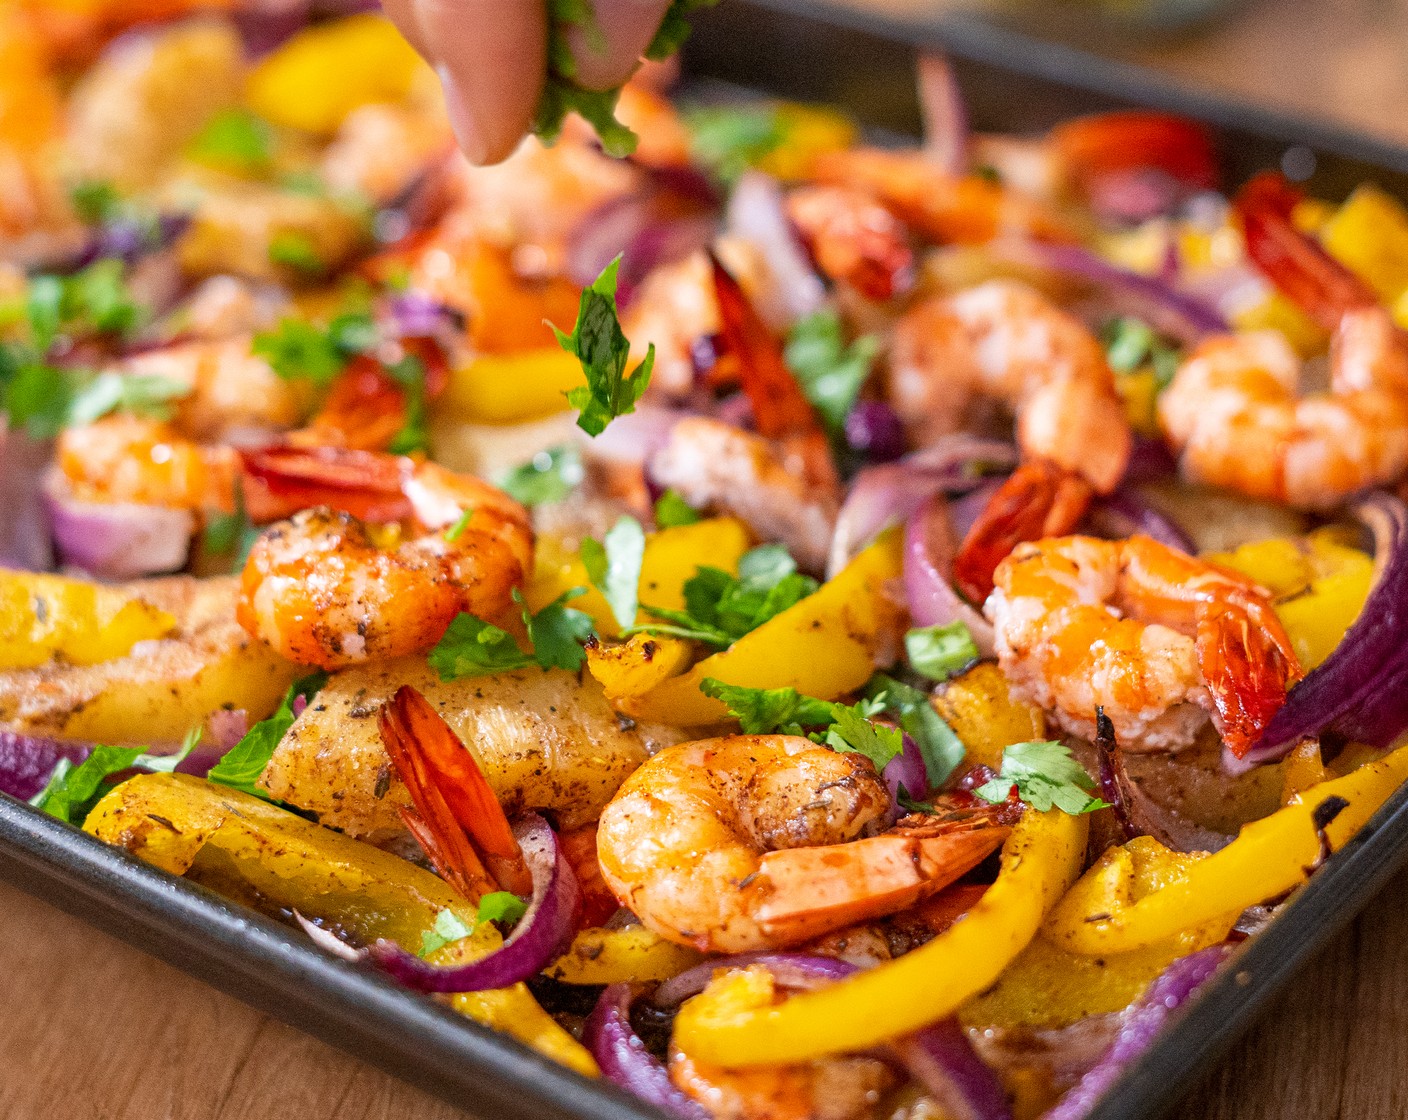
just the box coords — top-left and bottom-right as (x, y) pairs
(784, 309), (880, 436)
(1, 355), (80, 438)
(865, 673), (966, 789)
(65, 371), (190, 426)
(552, 257), (654, 437)
(70, 180), (123, 225)
(206, 673), (328, 799)
(418, 891), (529, 958)
(1101, 315), (1181, 391)
(268, 231), (327, 277)
(203, 481), (260, 567)
(904, 622), (980, 683)
(430, 591), (595, 680)
(384, 353), (428, 455)
(428, 614), (535, 679)
(253, 311), (374, 386)
(684, 104), (788, 185)
(972, 740), (1110, 815)
(700, 679), (839, 735)
(825, 704), (904, 772)
(187, 108), (274, 174)
(497, 445), (584, 507)
(31, 728), (200, 826)
(581, 515), (645, 630)
(522, 589), (595, 671)
(654, 488), (701, 528)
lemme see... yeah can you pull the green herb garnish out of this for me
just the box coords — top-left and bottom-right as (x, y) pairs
(653, 488), (702, 528)
(497, 445), (585, 507)
(972, 740), (1109, 815)
(904, 622), (980, 683)
(580, 515), (646, 630)
(784, 309), (880, 436)
(428, 590), (594, 679)
(31, 728), (201, 826)
(205, 672), (328, 799)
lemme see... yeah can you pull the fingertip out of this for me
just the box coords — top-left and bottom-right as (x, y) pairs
(565, 0), (672, 93)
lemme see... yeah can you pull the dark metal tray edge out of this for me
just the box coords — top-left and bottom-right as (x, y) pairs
(4, 7), (1408, 1118)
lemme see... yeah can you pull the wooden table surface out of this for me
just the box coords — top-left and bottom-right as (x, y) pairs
(8, 0), (1408, 1117)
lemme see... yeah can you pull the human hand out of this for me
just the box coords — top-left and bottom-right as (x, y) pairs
(380, 0), (672, 164)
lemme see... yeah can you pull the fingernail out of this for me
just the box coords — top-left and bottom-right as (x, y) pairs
(437, 63), (488, 165)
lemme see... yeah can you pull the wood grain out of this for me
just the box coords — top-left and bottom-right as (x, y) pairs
(6, 0), (1408, 1116)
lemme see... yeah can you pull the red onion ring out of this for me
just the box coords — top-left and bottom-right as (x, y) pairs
(1043, 945), (1231, 1120)
(1235, 492), (1408, 769)
(1001, 241), (1227, 344)
(827, 435), (1017, 578)
(883, 732), (932, 812)
(367, 813), (580, 992)
(583, 984), (712, 1120)
(904, 494), (996, 655)
(725, 171), (827, 326)
(653, 952), (859, 1008)
(42, 468), (193, 579)
(892, 1018), (1011, 1120)
(917, 53), (969, 177)
(0, 731), (92, 801)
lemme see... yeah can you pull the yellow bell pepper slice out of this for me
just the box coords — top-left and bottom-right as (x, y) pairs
(672, 807), (1087, 1066)
(1206, 530), (1372, 670)
(755, 104), (858, 182)
(441, 349), (587, 424)
(0, 571), (177, 670)
(621, 529), (905, 726)
(934, 661), (1046, 773)
(1320, 184), (1408, 305)
(526, 517), (751, 638)
(546, 925), (704, 985)
(1231, 290), (1328, 358)
(962, 836), (1237, 1031)
(245, 15), (427, 135)
(86, 773), (597, 1077)
(586, 633), (694, 703)
(1045, 743), (1408, 956)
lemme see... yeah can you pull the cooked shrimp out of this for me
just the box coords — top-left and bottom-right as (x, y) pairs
(648, 417), (841, 573)
(1158, 309), (1408, 508)
(57, 414), (241, 512)
(887, 279), (1131, 492)
(785, 184), (914, 302)
(237, 456), (532, 668)
(596, 735), (1011, 953)
(986, 534), (1301, 755)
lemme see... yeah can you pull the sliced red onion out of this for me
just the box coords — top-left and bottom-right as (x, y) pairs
(884, 731), (931, 811)
(0, 731), (91, 801)
(905, 495), (996, 656)
(1086, 488), (1194, 554)
(69, 213), (190, 271)
(1043, 945), (1232, 1120)
(294, 912), (365, 962)
(845, 400), (906, 463)
(1003, 241), (1227, 344)
(654, 952), (858, 1008)
(41, 469), (193, 579)
(386, 290), (458, 340)
(725, 171), (827, 326)
(584, 985), (712, 1120)
(367, 813), (579, 992)
(0, 428), (55, 571)
(827, 435), (1018, 578)
(1121, 437), (1179, 485)
(917, 53), (969, 176)
(1237, 492), (1408, 768)
(892, 1019), (1010, 1120)
(583, 404), (689, 467)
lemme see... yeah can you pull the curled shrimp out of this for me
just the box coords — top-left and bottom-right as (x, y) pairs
(237, 453), (532, 669)
(1159, 311), (1408, 509)
(887, 279), (1131, 492)
(986, 534), (1302, 756)
(785, 184), (914, 302)
(596, 735), (1011, 953)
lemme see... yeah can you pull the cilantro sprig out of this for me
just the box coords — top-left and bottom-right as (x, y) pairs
(699, 679), (900, 773)
(904, 622), (980, 683)
(252, 310), (376, 386)
(428, 590), (595, 680)
(205, 672), (328, 799)
(497, 445), (585, 507)
(864, 673), (966, 791)
(653, 489), (701, 528)
(419, 892), (529, 957)
(31, 728), (201, 826)
(972, 740), (1110, 815)
(784, 309), (880, 436)
(580, 515), (646, 630)
(684, 104), (789, 185)
(552, 257), (654, 437)
(628, 544), (817, 649)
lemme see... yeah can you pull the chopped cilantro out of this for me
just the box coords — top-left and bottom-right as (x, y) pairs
(0, 354), (79, 438)
(31, 728), (200, 826)
(552, 257), (654, 436)
(206, 672), (328, 799)
(418, 892), (529, 958)
(268, 231), (326, 277)
(187, 108), (275, 174)
(824, 704), (904, 772)
(784, 309), (880, 436)
(419, 909), (474, 957)
(653, 488), (701, 528)
(476, 891), (528, 927)
(580, 515), (646, 630)
(904, 622), (980, 683)
(497, 445), (584, 507)
(428, 590), (594, 680)
(384, 353), (429, 455)
(684, 104), (788, 184)
(203, 482), (260, 567)
(864, 673), (966, 790)
(253, 310), (374, 386)
(973, 740), (1110, 815)
(70, 180), (123, 225)
(1101, 315), (1181, 391)
(65, 371), (190, 427)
